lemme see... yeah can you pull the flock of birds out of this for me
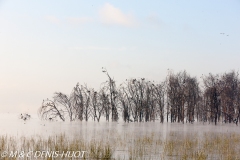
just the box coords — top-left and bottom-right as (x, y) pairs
(220, 33), (229, 36)
(19, 113), (31, 121)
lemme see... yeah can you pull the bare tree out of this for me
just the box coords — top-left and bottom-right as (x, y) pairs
(184, 76), (200, 123)
(125, 79), (142, 122)
(99, 86), (111, 122)
(102, 68), (119, 121)
(202, 73), (221, 125)
(82, 86), (92, 121)
(70, 83), (84, 121)
(144, 80), (158, 122)
(166, 70), (200, 124)
(89, 89), (103, 122)
(154, 82), (165, 123)
(95, 91), (105, 122)
(53, 92), (74, 121)
(38, 99), (65, 121)
(118, 84), (131, 122)
(218, 71), (239, 124)
(167, 71), (185, 123)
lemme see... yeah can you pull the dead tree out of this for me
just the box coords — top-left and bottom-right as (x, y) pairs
(102, 68), (119, 121)
(218, 71), (239, 124)
(137, 79), (146, 122)
(144, 80), (158, 122)
(154, 82), (165, 123)
(70, 83), (84, 121)
(95, 91), (105, 122)
(127, 79), (140, 122)
(202, 73), (221, 125)
(38, 99), (65, 121)
(166, 70), (200, 124)
(53, 92), (74, 121)
(185, 76), (200, 123)
(82, 86), (91, 121)
(118, 84), (131, 122)
(99, 86), (111, 122)
(167, 71), (186, 123)
(90, 89), (98, 121)
(89, 89), (103, 122)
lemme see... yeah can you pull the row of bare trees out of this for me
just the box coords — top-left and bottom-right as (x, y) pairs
(201, 71), (240, 125)
(166, 71), (200, 124)
(39, 68), (119, 122)
(38, 69), (240, 125)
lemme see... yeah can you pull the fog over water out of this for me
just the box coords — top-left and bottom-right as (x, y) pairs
(1, 113), (240, 139)
(1, 113), (240, 159)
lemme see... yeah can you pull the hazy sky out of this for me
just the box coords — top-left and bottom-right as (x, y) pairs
(0, 0), (239, 113)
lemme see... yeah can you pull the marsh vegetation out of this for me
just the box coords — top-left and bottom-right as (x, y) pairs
(1, 130), (240, 160)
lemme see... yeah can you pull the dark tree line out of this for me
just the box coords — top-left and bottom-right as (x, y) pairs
(166, 71), (200, 124)
(38, 69), (240, 125)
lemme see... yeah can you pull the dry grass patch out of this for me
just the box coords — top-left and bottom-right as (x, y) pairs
(1, 131), (240, 159)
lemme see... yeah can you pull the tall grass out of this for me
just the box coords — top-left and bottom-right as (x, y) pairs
(1, 131), (240, 159)
(0, 134), (113, 160)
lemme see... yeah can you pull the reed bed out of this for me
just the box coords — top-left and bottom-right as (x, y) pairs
(1, 131), (240, 159)
(0, 134), (112, 160)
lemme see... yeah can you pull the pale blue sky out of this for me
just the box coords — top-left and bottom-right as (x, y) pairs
(0, 0), (239, 113)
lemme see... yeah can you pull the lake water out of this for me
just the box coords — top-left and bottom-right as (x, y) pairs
(1, 113), (239, 137)
(1, 113), (240, 159)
